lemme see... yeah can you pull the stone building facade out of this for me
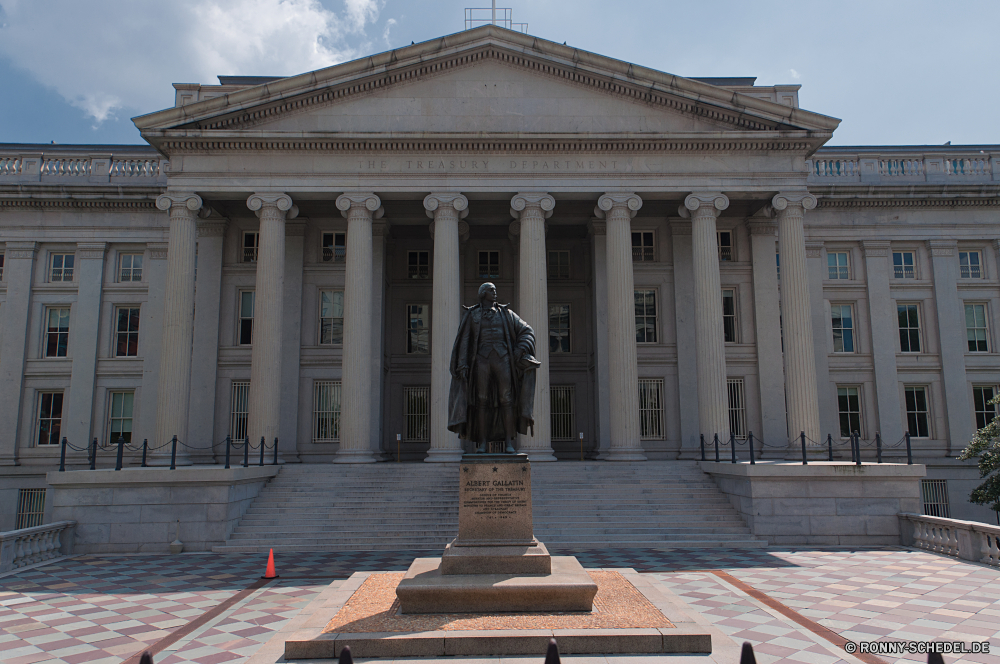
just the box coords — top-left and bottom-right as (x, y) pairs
(0, 27), (997, 526)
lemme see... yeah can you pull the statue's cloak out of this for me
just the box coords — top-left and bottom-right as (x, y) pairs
(447, 303), (540, 442)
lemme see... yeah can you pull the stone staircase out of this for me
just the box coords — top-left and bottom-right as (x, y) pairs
(213, 460), (764, 553)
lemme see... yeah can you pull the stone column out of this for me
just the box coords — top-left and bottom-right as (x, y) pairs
(806, 241), (840, 442)
(65, 242), (106, 449)
(510, 193), (556, 461)
(0, 242), (37, 464)
(245, 194), (297, 450)
(370, 221), (390, 459)
(599, 193), (647, 461)
(153, 193), (202, 462)
(588, 219), (612, 458)
(773, 193), (821, 446)
(188, 219), (225, 459)
(335, 193), (383, 463)
(863, 240), (904, 439)
(685, 192), (730, 441)
(136, 243), (168, 448)
(670, 220), (701, 458)
(278, 220), (306, 463)
(424, 193), (468, 463)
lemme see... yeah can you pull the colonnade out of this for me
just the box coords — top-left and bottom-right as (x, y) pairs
(152, 189), (821, 462)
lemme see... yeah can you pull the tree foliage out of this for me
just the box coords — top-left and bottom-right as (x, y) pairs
(958, 395), (1000, 513)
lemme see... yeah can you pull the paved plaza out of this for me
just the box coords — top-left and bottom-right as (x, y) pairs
(0, 547), (996, 664)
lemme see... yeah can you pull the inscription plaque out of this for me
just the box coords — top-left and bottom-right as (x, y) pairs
(456, 453), (533, 546)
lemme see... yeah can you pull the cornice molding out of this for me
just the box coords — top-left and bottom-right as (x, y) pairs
(861, 240), (891, 258)
(76, 242), (107, 259)
(0, 199), (157, 210)
(927, 239), (957, 257)
(5, 241), (38, 259)
(816, 197), (1000, 209)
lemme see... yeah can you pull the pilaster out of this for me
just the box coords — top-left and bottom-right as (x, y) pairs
(370, 220), (390, 460)
(669, 220), (700, 458)
(188, 219), (226, 460)
(279, 219), (306, 463)
(862, 239), (904, 441)
(65, 242), (106, 450)
(0, 242), (37, 464)
(805, 240), (839, 443)
(587, 219), (611, 459)
(136, 243), (168, 451)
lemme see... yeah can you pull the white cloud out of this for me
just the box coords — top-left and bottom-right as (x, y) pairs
(789, 68), (801, 80)
(0, 0), (382, 123)
(383, 17), (397, 47)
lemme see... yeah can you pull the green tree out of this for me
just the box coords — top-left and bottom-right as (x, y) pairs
(959, 394), (1000, 515)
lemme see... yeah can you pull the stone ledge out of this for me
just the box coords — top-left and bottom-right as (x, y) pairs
(46, 465), (279, 487)
(700, 460), (926, 478)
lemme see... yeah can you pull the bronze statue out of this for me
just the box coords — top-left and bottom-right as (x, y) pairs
(448, 282), (540, 453)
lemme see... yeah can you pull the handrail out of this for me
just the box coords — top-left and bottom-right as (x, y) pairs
(808, 149), (997, 185)
(0, 520), (76, 573)
(0, 150), (167, 185)
(898, 512), (1000, 567)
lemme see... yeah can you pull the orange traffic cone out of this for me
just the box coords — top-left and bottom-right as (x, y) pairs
(261, 548), (279, 579)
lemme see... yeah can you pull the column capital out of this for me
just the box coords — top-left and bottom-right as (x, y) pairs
(4, 241), (38, 259)
(511, 192), (555, 218)
(248, 193), (298, 219)
(861, 239), (891, 258)
(148, 242), (169, 260)
(424, 193), (469, 219)
(926, 239), (957, 257)
(197, 220), (228, 237)
(771, 192), (817, 212)
(76, 242), (107, 259)
(745, 219), (777, 236)
(337, 193), (383, 218)
(668, 219), (692, 236)
(587, 218), (607, 236)
(682, 192), (728, 217)
(156, 193), (202, 213)
(597, 193), (642, 219)
(804, 240), (824, 258)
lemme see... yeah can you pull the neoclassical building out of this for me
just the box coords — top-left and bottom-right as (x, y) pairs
(1, 26), (998, 525)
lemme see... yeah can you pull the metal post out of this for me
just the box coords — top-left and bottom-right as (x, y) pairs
(905, 431), (912, 465)
(115, 436), (125, 471)
(59, 437), (67, 472)
(827, 433), (834, 461)
(579, 432), (584, 461)
(876, 431), (882, 464)
(849, 432), (856, 463)
(730, 432), (737, 464)
(170, 435), (177, 470)
(243, 436), (249, 467)
(800, 431), (807, 465)
(141, 439), (148, 467)
(713, 433), (720, 462)
(224, 435), (231, 469)
(748, 432), (755, 464)
(699, 434), (705, 461)
(854, 431), (861, 466)
(397, 433), (401, 462)
(273, 437), (279, 465)
(90, 437), (97, 470)
(259, 436), (265, 467)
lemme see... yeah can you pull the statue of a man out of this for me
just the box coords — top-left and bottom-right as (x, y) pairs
(448, 282), (540, 453)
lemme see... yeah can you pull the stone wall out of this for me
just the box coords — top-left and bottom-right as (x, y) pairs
(701, 461), (925, 545)
(46, 466), (278, 553)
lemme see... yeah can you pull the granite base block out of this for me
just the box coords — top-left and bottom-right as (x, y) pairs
(441, 538), (551, 575)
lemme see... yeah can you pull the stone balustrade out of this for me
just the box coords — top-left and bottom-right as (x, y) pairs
(898, 512), (1000, 567)
(0, 149), (167, 184)
(0, 521), (76, 573)
(809, 147), (998, 185)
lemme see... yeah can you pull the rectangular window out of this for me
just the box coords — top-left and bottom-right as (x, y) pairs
(722, 289), (737, 343)
(837, 386), (862, 438)
(478, 251), (500, 278)
(638, 379), (664, 439)
(717, 231), (733, 262)
(36, 392), (63, 446)
(238, 291), (254, 345)
(727, 378), (746, 439)
(404, 386), (430, 442)
(313, 381), (341, 442)
(905, 386), (930, 438)
(319, 290), (344, 345)
(631, 232), (654, 262)
(827, 251), (850, 279)
(921, 479), (950, 518)
(15, 488), (46, 529)
(406, 304), (430, 354)
(107, 391), (134, 446)
(230, 381), (250, 441)
(965, 303), (989, 352)
(634, 290), (657, 343)
(408, 251), (429, 279)
(893, 251), (915, 279)
(973, 385), (997, 430)
(548, 250), (570, 278)
(118, 253), (143, 282)
(775, 252), (780, 280)
(550, 386), (575, 440)
(959, 251), (982, 279)
(322, 232), (347, 263)
(50, 253), (74, 282)
(45, 307), (70, 357)
(242, 232), (259, 263)
(0, 253), (6, 280)
(831, 304), (855, 353)
(897, 303), (921, 353)
(114, 306), (140, 357)
(549, 304), (570, 353)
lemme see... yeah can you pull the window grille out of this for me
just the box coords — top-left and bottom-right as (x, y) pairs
(114, 307), (140, 357)
(837, 386), (862, 438)
(827, 252), (849, 279)
(16, 489), (46, 529)
(319, 290), (344, 344)
(717, 231), (733, 262)
(959, 251), (982, 279)
(893, 251), (915, 279)
(550, 386), (575, 440)
(118, 253), (143, 282)
(404, 386), (430, 442)
(631, 232), (654, 262)
(238, 291), (254, 345)
(108, 391), (134, 446)
(45, 308), (70, 358)
(727, 378), (746, 439)
(313, 381), (341, 441)
(897, 303), (921, 353)
(408, 251), (429, 279)
(50, 253), (74, 282)
(831, 304), (855, 353)
(36, 392), (63, 446)
(322, 232), (346, 262)
(634, 290), (657, 343)
(722, 289), (737, 343)
(549, 304), (570, 353)
(548, 250), (570, 278)
(638, 379), (664, 439)
(230, 381), (250, 441)
(242, 232), (258, 263)
(965, 303), (989, 352)
(973, 386), (997, 430)
(905, 386), (930, 438)
(406, 304), (430, 354)
(921, 479), (950, 518)
(478, 251), (500, 278)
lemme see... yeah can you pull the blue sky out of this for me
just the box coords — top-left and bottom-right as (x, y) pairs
(0, 0), (996, 147)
